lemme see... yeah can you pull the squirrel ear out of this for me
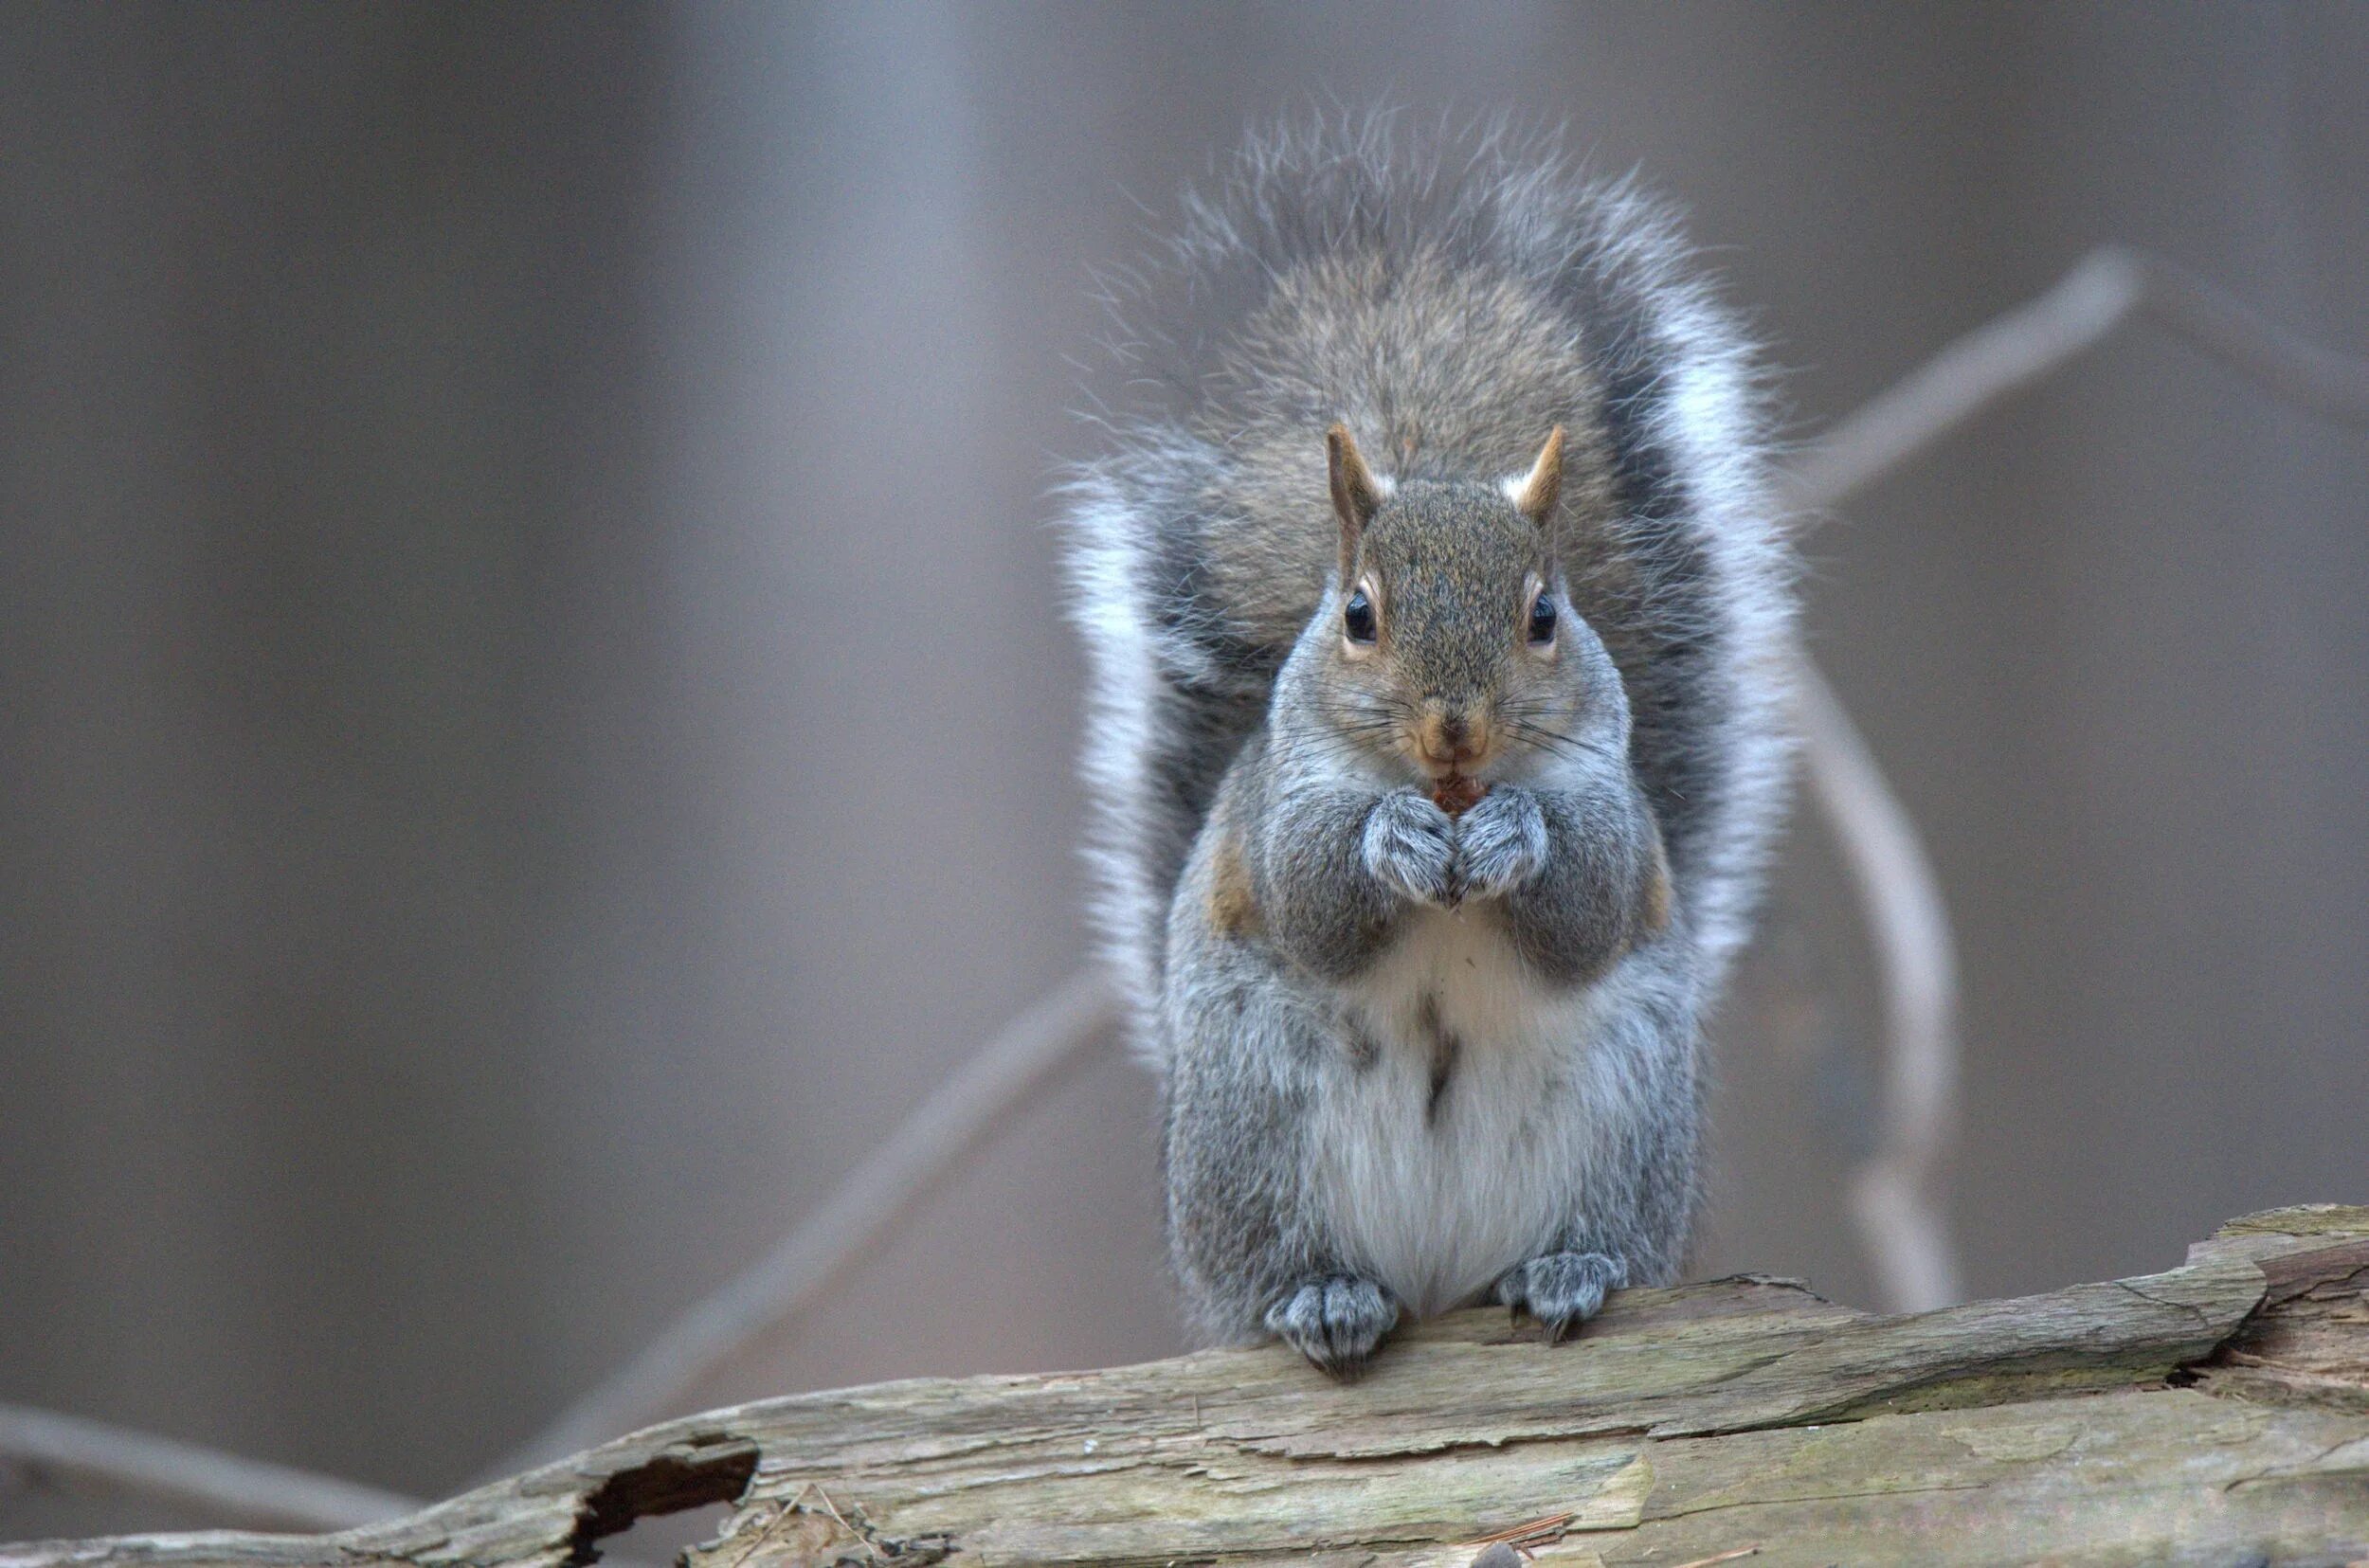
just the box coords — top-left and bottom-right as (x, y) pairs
(1327, 423), (1385, 579)
(1509, 425), (1566, 530)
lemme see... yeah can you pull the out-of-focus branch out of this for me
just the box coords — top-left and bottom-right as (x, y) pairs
(1779, 248), (2138, 514)
(2127, 250), (2369, 424)
(0, 1401), (417, 1535)
(1790, 661), (1962, 1311)
(1783, 245), (2369, 517)
(489, 969), (1120, 1477)
(1785, 243), (2369, 1311)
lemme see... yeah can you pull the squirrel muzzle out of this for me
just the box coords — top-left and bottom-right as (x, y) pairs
(1413, 703), (1493, 776)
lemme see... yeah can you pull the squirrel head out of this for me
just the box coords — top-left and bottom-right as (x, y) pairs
(1311, 422), (1603, 786)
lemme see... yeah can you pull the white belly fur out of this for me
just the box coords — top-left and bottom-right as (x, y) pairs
(1311, 903), (1613, 1317)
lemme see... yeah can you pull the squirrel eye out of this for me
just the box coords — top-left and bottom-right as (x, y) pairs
(1527, 589), (1557, 645)
(1344, 588), (1377, 644)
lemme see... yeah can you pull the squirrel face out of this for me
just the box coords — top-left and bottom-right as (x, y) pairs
(1311, 424), (1592, 785)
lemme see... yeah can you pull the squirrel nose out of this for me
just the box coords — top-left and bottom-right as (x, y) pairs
(1420, 709), (1483, 769)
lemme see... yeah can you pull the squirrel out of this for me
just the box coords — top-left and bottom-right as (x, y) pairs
(1064, 120), (1794, 1374)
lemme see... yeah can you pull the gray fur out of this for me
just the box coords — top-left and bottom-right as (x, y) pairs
(1453, 784), (1549, 902)
(1360, 789), (1458, 910)
(1263, 1274), (1399, 1377)
(1063, 118), (1794, 1369)
(1498, 1250), (1628, 1342)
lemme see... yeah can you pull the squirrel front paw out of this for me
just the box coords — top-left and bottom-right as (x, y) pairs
(1362, 789), (1457, 906)
(1456, 784), (1549, 900)
(1496, 1250), (1627, 1343)
(1265, 1273), (1400, 1378)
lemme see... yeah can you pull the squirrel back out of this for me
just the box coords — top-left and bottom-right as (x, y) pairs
(1065, 119), (1794, 1054)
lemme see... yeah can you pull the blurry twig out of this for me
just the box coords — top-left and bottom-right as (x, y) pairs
(1781, 246), (2369, 515)
(1784, 244), (2369, 1311)
(0, 1400), (417, 1534)
(1790, 660), (1962, 1312)
(488, 969), (1119, 1477)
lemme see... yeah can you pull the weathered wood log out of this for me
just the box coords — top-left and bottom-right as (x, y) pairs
(8, 1206), (2368, 1568)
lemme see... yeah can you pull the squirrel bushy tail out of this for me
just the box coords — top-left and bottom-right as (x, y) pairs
(1065, 117), (1795, 1063)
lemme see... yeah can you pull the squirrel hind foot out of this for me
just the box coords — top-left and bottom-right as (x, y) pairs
(1264, 1273), (1400, 1379)
(1496, 1250), (1627, 1343)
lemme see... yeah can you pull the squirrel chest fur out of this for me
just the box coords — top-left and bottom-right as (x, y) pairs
(1069, 122), (1793, 1374)
(1312, 900), (1622, 1320)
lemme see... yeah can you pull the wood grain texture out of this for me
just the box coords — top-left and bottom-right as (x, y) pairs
(9, 1209), (2368, 1568)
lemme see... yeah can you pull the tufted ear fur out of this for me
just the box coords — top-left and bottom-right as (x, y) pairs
(1327, 423), (1386, 583)
(1508, 425), (1566, 530)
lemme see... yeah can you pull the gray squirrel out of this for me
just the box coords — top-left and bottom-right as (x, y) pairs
(1065, 121), (1794, 1374)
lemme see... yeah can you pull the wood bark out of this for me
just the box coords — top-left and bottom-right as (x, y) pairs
(8, 1205), (2368, 1568)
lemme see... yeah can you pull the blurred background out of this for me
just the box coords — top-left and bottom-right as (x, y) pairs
(4, 0), (2366, 1541)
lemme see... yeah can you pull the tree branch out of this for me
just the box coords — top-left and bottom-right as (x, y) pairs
(1792, 659), (1962, 1312)
(1779, 245), (2369, 519)
(0, 1404), (414, 1536)
(487, 970), (1119, 1476)
(1784, 244), (2369, 1312)
(8, 1207), (2367, 1568)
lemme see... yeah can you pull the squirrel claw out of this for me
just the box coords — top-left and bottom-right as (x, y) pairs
(1496, 1250), (1626, 1343)
(1266, 1273), (1400, 1379)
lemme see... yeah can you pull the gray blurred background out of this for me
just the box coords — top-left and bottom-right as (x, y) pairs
(4, 0), (2365, 1540)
